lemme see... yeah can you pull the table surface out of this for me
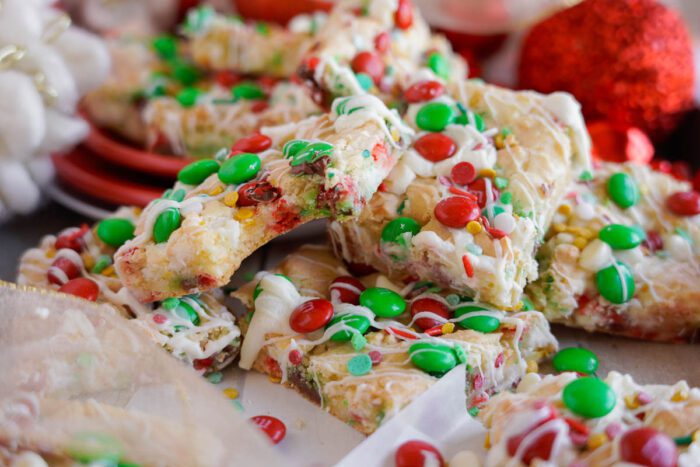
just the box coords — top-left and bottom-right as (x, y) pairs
(1, 201), (697, 387)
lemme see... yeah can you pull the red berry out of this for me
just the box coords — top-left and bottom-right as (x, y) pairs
(666, 191), (700, 216)
(395, 440), (444, 467)
(410, 297), (450, 331)
(47, 257), (81, 285)
(413, 133), (457, 162)
(620, 427), (678, 467)
(374, 32), (390, 53)
(434, 196), (480, 228)
(394, 0), (413, 30)
(250, 415), (286, 444)
(351, 51), (385, 85)
(403, 80), (444, 103)
(237, 181), (281, 207)
(329, 276), (365, 305)
(58, 278), (99, 301)
(289, 299), (334, 333)
(231, 134), (272, 153)
(55, 225), (89, 252)
(468, 178), (500, 208)
(215, 70), (241, 88)
(451, 162), (477, 185)
(288, 349), (303, 365)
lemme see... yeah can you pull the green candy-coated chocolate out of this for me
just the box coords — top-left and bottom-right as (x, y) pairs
(162, 188), (186, 202)
(347, 354), (372, 376)
(171, 60), (200, 86)
(359, 287), (406, 318)
(283, 139), (309, 158)
(327, 314), (372, 342)
(552, 347), (599, 375)
(598, 224), (645, 250)
(453, 305), (500, 333)
(454, 111), (484, 132)
(381, 217), (420, 245)
(176, 87), (201, 107)
(409, 342), (457, 374)
(427, 52), (449, 79)
(562, 377), (616, 418)
(607, 172), (639, 209)
(218, 153), (261, 185)
(176, 300), (200, 325)
(289, 141), (334, 166)
(178, 159), (220, 185)
(67, 432), (124, 464)
(96, 218), (135, 247)
(415, 102), (454, 132)
(153, 208), (181, 243)
(596, 261), (635, 304)
(152, 35), (178, 59)
(162, 297), (180, 310)
(232, 82), (265, 100)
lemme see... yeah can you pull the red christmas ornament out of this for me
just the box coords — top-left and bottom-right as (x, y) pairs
(519, 0), (694, 141)
(587, 121), (654, 164)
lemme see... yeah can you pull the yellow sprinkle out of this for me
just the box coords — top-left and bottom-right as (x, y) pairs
(553, 223), (567, 233)
(573, 236), (588, 250)
(133, 207), (143, 216)
(82, 254), (95, 271)
(391, 128), (400, 142)
(557, 204), (572, 216)
(223, 387), (239, 399)
(484, 432), (491, 449)
(692, 430), (700, 442)
(46, 248), (56, 259)
(268, 375), (282, 384)
(624, 394), (640, 410)
(466, 221), (483, 234)
(208, 185), (224, 196)
(494, 134), (505, 150)
(578, 227), (596, 239)
(101, 265), (115, 277)
(441, 322), (455, 334)
(526, 360), (538, 373)
(587, 433), (608, 450)
(514, 301), (524, 311)
(234, 207), (255, 221)
(223, 191), (239, 208)
(479, 168), (497, 179)
(672, 389), (689, 402)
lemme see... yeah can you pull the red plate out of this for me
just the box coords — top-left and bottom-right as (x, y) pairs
(83, 118), (192, 178)
(52, 147), (165, 207)
(232, 0), (332, 24)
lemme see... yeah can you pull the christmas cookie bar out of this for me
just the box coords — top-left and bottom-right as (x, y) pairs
(297, 0), (466, 101)
(527, 162), (700, 342)
(17, 208), (241, 374)
(114, 94), (412, 301)
(479, 369), (700, 466)
(329, 79), (591, 309)
(232, 244), (557, 434)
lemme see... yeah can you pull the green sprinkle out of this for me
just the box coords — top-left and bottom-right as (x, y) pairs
(206, 371), (223, 384)
(494, 177), (509, 190)
(579, 170), (594, 182)
(500, 128), (512, 137)
(171, 59), (200, 86)
(232, 82), (265, 100)
(162, 297), (180, 310)
(355, 73), (373, 90)
(176, 87), (201, 107)
(231, 399), (245, 412)
(347, 354), (372, 376)
(255, 22), (270, 35)
(674, 435), (693, 446)
(397, 199), (406, 214)
(445, 294), (461, 306)
(520, 296), (535, 311)
(468, 406), (480, 417)
(91, 255), (112, 274)
(362, 149), (371, 158)
(466, 244), (483, 255)
(500, 192), (512, 204)
(453, 344), (468, 364)
(351, 332), (367, 351)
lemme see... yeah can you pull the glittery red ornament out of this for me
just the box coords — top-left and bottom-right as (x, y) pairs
(519, 0), (695, 141)
(587, 121), (654, 164)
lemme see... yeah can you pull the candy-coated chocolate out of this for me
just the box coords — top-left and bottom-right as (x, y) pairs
(453, 305), (500, 333)
(434, 196), (480, 228)
(596, 261), (635, 304)
(327, 314), (371, 342)
(381, 217), (421, 245)
(598, 224), (645, 250)
(218, 153), (261, 185)
(329, 276), (365, 305)
(232, 82), (265, 100)
(359, 287), (406, 318)
(427, 52), (449, 80)
(552, 347), (599, 375)
(47, 257), (81, 285)
(153, 208), (181, 244)
(178, 159), (220, 185)
(409, 342), (458, 374)
(410, 297), (450, 331)
(666, 191), (700, 216)
(237, 181), (280, 207)
(413, 133), (457, 162)
(562, 377), (616, 418)
(607, 172), (640, 208)
(395, 439), (445, 467)
(394, 0), (413, 29)
(289, 298), (334, 333)
(176, 300), (200, 325)
(176, 87), (200, 107)
(620, 427), (678, 467)
(403, 80), (444, 103)
(415, 102), (454, 132)
(231, 134), (272, 153)
(59, 278), (100, 302)
(351, 51), (385, 85)
(451, 162), (476, 185)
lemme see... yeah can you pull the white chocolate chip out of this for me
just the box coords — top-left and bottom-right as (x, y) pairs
(665, 234), (692, 261)
(613, 246), (644, 266)
(449, 450), (481, 467)
(556, 232), (575, 244)
(517, 372), (542, 393)
(493, 212), (515, 234)
(575, 201), (596, 220)
(579, 239), (613, 272)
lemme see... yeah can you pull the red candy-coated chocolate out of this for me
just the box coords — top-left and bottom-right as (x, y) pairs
(250, 415), (286, 444)
(506, 403), (558, 464)
(345, 261), (377, 276)
(620, 427), (678, 467)
(394, 0), (413, 30)
(410, 297), (450, 331)
(231, 134), (272, 153)
(55, 225), (89, 252)
(215, 70), (241, 88)
(451, 162), (477, 185)
(434, 196), (480, 228)
(374, 32), (390, 53)
(468, 178), (499, 208)
(413, 133), (457, 162)
(403, 80), (444, 103)
(47, 257), (81, 285)
(666, 191), (700, 216)
(395, 440), (444, 467)
(329, 276), (365, 305)
(58, 278), (99, 301)
(237, 181), (281, 207)
(288, 349), (303, 365)
(289, 299), (334, 333)
(351, 51), (385, 85)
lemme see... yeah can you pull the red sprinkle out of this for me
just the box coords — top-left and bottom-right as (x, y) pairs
(251, 101), (269, 113)
(231, 134), (272, 153)
(448, 186), (477, 199)
(47, 257), (81, 285)
(329, 276), (366, 305)
(472, 373), (484, 390)
(368, 350), (383, 365)
(351, 51), (385, 84)
(564, 417), (590, 437)
(58, 278), (99, 301)
(152, 313), (167, 324)
(666, 191), (700, 216)
(424, 325), (443, 336)
(410, 297), (450, 331)
(487, 227), (508, 240)
(374, 32), (390, 53)
(288, 349), (303, 365)
(451, 162), (477, 185)
(403, 80), (444, 103)
(215, 70), (241, 88)
(395, 440), (444, 467)
(394, 0), (414, 30)
(289, 299), (334, 333)
(461, 255), (474, 278)
(386, 326), (418, 340)
(193, 357), (214, 371)
(494, 352), (504, 368)
(250, 415), (286, 444)
(371, 142), (388, 161)
(413, 133), (457, 162)
(434, 196), (480, 228)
